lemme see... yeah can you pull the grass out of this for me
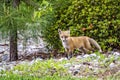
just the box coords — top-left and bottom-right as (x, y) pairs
(0, 72), (119, 80)
(0, 52), (120, 80)
(105, 71), (120, 80)
(0, 72), (120, 80)
(0, 74), (98, 80)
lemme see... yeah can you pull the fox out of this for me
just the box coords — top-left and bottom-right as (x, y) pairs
(58, 29), (102, 59)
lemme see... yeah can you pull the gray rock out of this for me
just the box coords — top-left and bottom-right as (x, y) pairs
(103, 58), (110, 63)
(76, 55), (82, 59)
(73, 70), (79, 75)
(30, 58), (43, 65)
(97, 56), (100, 59)
(113, 52), (120, 60)
(4, 64), (14, 70)
(64, 63), (72, 68)
(58, 57), (68, 61)
(90, 53), (97, 57)
(92, 60), (99, 67)
(2, 54), (9, 61)
(83, 54), (90, 58)
(113, 52), (120, 56)
(74, 64), (82, 70)
(89, 66), (93, 70)
(69, 66), (74, 72)
(68, 70), (72, 74)
(13, 70), (19, 74)
(93, 68), (99, 74)
(18, 60), (29, 65)
(109, 63), (116, 69)
(0, 67), (5, 72)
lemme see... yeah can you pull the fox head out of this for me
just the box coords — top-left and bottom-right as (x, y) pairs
(58, 29), (70, 42)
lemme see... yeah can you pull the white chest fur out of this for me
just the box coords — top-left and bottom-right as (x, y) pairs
(62, 41), (70, 51)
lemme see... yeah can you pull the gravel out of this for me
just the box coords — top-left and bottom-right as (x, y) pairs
(0, 51), (120, 78)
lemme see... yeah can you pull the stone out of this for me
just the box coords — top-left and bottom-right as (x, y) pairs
(90, 53), (97, 57)
(109, 63), (116, 69)
(83, 54), (90, 58)
(89, 66), (93, 70)
(2, 54), (9, 61)
(58, 57), (68, 61)
(0, 67), (5, 72)
(13, 70), (19, 74)
(76, 55), (82, 59)
(73, 70), (79, 75)
(64, 63), (71, 68)
(69, 66), (74, 71)
(113, 52), (120, 60)
(113, 52), (120, 56)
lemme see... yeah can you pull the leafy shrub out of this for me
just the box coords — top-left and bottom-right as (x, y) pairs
(39, 0), (120, 51)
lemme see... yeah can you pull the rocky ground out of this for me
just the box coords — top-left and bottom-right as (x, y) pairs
(0, 41), (120, 79)
(0, 50), (120, 79)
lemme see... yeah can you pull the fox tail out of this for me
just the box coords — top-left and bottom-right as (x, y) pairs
(89, 38), (102, 52)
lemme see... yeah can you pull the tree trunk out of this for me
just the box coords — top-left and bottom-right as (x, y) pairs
(13, 0), (20, 8)
(10, 27), (18, 61)
(9, 0), (20, 61)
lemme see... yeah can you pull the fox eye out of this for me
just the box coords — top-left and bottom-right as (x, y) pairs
(61, 36), (63, 38)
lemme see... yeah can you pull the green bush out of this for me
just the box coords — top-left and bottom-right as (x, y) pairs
(41, 0), (120, 51)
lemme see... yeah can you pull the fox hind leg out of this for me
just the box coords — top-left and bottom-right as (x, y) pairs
(79, 47), (91, 55)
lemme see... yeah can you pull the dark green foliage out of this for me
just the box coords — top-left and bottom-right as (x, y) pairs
(39, 0), (72, 50)
(42, 0), (120, 50)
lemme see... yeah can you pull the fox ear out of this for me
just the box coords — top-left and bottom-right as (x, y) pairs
(58, 29), (61, 34)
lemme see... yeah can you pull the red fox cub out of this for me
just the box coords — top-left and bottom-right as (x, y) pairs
(58, 29), (102, 59)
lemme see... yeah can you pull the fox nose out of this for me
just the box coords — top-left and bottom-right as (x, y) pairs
(63, 40), (66, 42)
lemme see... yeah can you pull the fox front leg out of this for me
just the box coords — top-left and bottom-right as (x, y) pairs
(64, 48), (69, 59)
(65, 49), (71, 60)
(67, 51), (71, 60)
(68, 49), (74, 60)
(64, 48), (73, 60)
